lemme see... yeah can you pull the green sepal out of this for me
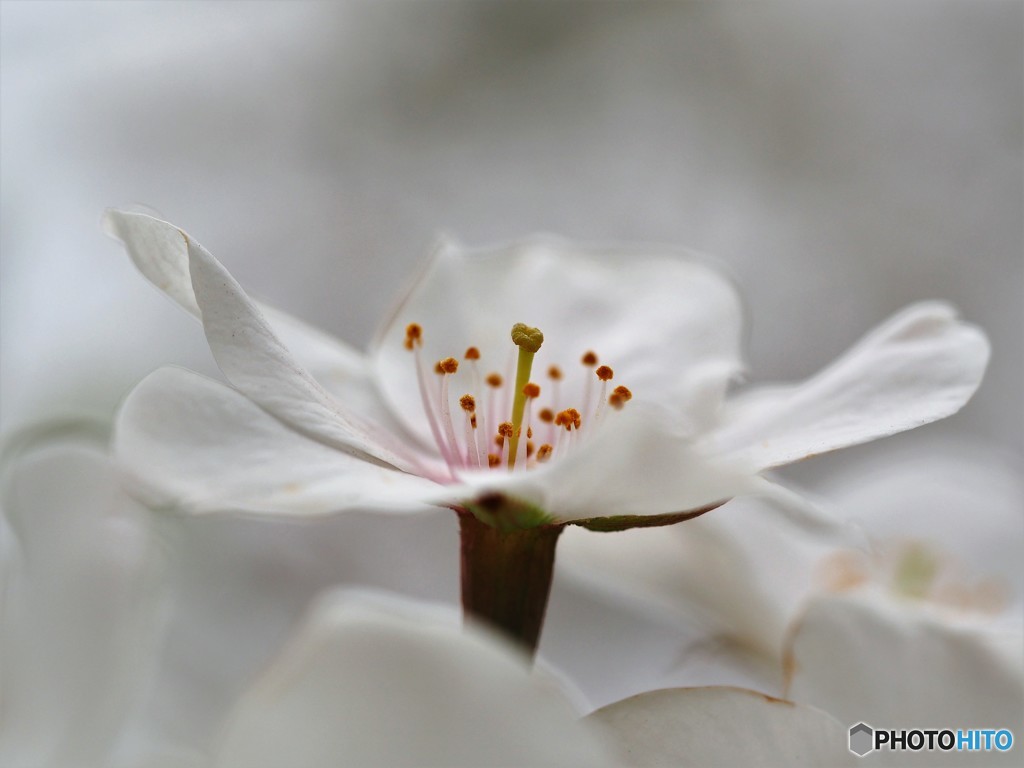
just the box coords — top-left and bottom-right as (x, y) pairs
(568, 499), (728, 532)
(463, 493), (557, 533)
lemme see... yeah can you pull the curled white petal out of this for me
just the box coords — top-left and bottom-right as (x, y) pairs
(105, 209), (418, 472)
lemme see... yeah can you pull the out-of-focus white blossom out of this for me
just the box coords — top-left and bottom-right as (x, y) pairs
(0, 426), (201, 768)
(560, 441), (1024, 746)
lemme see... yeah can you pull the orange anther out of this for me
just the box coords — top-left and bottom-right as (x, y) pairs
(612, 385), (632, 402)
(404, 323), (423, 350)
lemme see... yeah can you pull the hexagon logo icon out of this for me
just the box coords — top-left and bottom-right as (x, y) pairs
(849, 722), (874, 757)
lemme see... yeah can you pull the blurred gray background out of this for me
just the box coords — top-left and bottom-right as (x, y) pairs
(1, 0), (1021, 743)
(2, 0), (1021, 463)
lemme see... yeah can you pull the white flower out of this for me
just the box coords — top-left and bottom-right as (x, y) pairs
(783, 591), (1023, 761)
(0, 425), (201, 768)
(105, 210), (989, 530)
(559, 441), (1024, 743)
(781, 445), (1024, 744)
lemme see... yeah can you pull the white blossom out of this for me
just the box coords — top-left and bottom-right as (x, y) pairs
(106, 210), (988, 529)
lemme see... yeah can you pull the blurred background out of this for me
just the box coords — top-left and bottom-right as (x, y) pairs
(1, 0), (1021, 747)
(2, 0), (1020, 459)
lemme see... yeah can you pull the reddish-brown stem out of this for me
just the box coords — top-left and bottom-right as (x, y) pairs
(458, 509), (563, 656)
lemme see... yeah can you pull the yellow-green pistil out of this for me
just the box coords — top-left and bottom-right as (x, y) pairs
(893, 543), (940, 600)
(508, 323), (544, 468)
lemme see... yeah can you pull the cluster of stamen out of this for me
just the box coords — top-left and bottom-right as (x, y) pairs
(404, 322), (632, 476)
(817, 543), (1008, 616)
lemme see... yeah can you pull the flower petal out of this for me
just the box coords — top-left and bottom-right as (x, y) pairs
(257, 304), (417, 444)
(371, 236), (744, 445)
(559, 495), (838, 663)
(588, 686), (856, 766)
(104, 210), (418, 472)
(709, 302), (990, 469)
(784, 590), (1024, 736)
(114, 367), (440, 516)
(0, 432), (169, 766)
(213, 590), (617, 768)
(438, 404), (763, 523)
(103, 208), (202, 317)
(128, 509), (460, 755)
(815, 438), (1024, 611)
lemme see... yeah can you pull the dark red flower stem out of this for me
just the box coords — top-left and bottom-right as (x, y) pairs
(457, 509), (563, 656)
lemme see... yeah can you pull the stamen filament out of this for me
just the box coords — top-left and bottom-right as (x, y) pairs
(411, 339), (456, 476)
(538, 407), (556, 447)
(547, 365), (562, 415)
(593, 385), (609, 428)
(580, 351), (598, 419)
(592, 365), (614, 431)
(474, 417), (487, 468)
(497, 422), (514, 468)
(460, 394), (484, 469)
(466, 350), (485, 452)
(464, 412), (481, 468)
(438, 360), (462, 468)
(552, 412), (567, 459)
(514, 383), (539, 471)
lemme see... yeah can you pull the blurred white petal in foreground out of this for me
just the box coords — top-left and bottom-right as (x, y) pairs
(0, 427), (174, 767)
(214, 591), (616, 768)
(589, 686), (856, 767)
(784, 589), (1023, 758)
